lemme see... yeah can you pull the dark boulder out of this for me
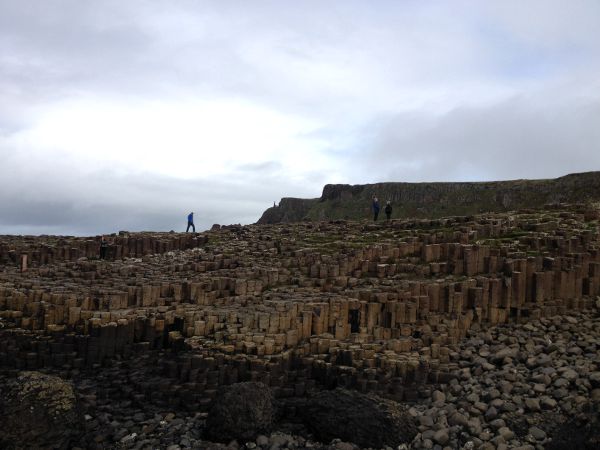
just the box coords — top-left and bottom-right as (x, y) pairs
(546, 407), (600, 450)
(299, 388), (418, 448)
(0, 371), (83, 449)
(205, 382), (274, 442)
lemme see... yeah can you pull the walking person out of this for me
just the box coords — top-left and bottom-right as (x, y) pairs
(372, 196), (380, 221)
(186, 212), (196, 233)
(385, 201), (392, 220)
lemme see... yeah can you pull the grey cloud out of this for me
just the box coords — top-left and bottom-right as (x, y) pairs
(0, 152), (322, 235)
(234, 161), (283, 174)
(1, 1), (599, 121)
(361, 93), (600, 183)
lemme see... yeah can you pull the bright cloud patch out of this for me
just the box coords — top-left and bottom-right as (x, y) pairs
(10, 97), (325, 179)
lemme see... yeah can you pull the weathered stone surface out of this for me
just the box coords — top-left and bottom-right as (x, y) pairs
(0, 371), (83, 449)
(205, 382), (274, 442)
(300, 388), (417, 447)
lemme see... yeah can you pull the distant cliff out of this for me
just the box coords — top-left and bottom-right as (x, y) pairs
(257, 197), (318, 224)
(257, 171), (600, 224)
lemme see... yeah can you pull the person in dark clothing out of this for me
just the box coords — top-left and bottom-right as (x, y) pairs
(372, 196), (380, 221)
(99, 236), (108, 259)
(186, 212), (195, 233)
(385, 201), (392, 220)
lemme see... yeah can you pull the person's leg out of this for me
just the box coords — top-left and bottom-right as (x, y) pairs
(186, 223), (190, 232)
(192, 223), (195, 232)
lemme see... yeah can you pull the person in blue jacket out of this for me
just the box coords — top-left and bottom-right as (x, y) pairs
(186, 212), (195, 232)
(372, 196), (380, 221)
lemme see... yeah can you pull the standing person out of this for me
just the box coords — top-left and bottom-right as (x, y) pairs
(385, 201), (392, 220)
(372, 196), (380, 221)
(186, 212), (195, 233)
(99, 236), (108, 259)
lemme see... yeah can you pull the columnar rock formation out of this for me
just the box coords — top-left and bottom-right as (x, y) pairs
(1, 204), (600, 448)
(0, 232), (206, 266)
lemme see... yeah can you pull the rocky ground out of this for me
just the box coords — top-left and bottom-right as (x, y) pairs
(3, 206), (600, 449)
(3, 308), (598, 449)
(406, 309), (600, 450)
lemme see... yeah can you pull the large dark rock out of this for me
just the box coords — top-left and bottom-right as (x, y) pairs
(300, 388), (418, 448)
(546, 409), (600, 450)
(0, 371), (83, 449)
(205, 382), (274, 442)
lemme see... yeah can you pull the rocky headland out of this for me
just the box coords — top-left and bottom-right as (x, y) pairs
(258, 172), (600, 224)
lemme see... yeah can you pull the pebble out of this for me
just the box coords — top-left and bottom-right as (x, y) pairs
(432, 429), (449, 445)
(419, 415), (435, 427)
(528, 426), (546, 440)
(489, 418), (506, 430)
(484, 406), (498, 420)
(431, 390), (446, 403)
(120, 433), (137, 444)
(256, 435), (269, 447)
(524, 398), (540, 411)
(553, 387), (569, 399)
(334, 442), (355, 450)
(540, 396), (557, 409)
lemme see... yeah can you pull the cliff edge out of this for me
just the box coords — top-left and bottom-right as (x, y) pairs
(257, 171), (600, 223)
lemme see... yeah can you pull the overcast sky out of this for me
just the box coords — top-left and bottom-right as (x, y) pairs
(1, 1), (599, 235)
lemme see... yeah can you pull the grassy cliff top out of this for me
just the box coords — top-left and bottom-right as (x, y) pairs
(258, 171), (600, 223)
